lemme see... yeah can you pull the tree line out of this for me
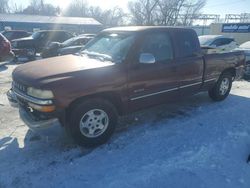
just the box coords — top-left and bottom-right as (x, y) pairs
(0, 0), (206, 26)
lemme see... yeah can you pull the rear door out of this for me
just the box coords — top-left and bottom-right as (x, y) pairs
(128, 31), (179, 111)
(173, 30), (204, 95)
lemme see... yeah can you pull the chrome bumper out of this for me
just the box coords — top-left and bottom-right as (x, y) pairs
(7, 89), (62, 136)
(6, 89), (18, 108)
(19, 108), (61, 136)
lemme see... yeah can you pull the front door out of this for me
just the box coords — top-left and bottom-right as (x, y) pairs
(128, 31), (179, 111)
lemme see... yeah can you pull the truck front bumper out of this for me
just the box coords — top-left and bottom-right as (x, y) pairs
(7, 89), (62, 136)
(19, 108), (62, 136)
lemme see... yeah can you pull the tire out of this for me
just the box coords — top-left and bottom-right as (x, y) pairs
(208, 72), (232, 101)
(66, 98), (118, 147)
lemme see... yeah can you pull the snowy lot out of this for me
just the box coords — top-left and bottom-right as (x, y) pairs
(1, 62), (250, 188)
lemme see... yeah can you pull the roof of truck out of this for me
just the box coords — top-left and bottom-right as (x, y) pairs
(103, 26), (194, 32)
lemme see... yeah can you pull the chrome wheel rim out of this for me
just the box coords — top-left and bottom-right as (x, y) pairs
(79, 109), (109, 138)
(219, 78), (230, 95)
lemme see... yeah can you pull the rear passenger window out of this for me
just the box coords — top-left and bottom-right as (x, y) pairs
(175, 30), (200, 58)
(140, 32), (173, 62)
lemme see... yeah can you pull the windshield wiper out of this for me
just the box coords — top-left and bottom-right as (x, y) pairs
(81, 50), (113, 62)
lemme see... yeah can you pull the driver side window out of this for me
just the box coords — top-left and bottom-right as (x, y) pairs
(140, 32), (173, 63)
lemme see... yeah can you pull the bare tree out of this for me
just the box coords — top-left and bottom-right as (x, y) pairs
(65, 0), (89, 17)
(179, 0), (206, 26)
(0, 0), (10, 13)
(18, 0), (60, 16)
(128, 0), (159, 25)
(65, 1), (127, 27)
(128, 0), (206, 26)
(155, 0), (185, 25)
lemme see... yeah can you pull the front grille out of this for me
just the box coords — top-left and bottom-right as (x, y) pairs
(12, 80), (27, 94)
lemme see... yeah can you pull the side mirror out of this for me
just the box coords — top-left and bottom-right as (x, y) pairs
(139, 53), (156, 64)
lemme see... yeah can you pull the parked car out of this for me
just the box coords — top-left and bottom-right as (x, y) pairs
(199, 35), (238, 53)
(11, 30), (74, 60)
(0, 33), (14, 62)
(234, 41), (250, 78)
(1, 30), (31, 41)
(41, 34), (94, 58)
(7, 27), (245, 147)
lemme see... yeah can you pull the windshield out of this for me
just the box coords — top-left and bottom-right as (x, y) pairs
(198, 36), (214, 46)
(239, 41), (250, 49)
(80, 32), (135, 63)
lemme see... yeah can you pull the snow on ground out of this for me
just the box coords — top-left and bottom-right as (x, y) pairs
(1, 62), (250, 188)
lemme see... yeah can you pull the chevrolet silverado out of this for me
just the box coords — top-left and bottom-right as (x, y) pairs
(7, 26), (245, 147)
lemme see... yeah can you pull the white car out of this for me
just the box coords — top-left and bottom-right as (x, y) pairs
(199, 35), (238, 53)
(234, 41), (250, 77)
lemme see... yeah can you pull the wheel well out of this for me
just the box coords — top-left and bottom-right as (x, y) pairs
(222, 67), (236, 78)
(66, 92), (123, 120)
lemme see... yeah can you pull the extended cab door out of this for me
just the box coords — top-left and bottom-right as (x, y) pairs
(128, 31), (179, 111)
(173, 30), (204, 95)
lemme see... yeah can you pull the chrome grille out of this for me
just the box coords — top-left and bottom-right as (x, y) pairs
(12, 81), (27, 93)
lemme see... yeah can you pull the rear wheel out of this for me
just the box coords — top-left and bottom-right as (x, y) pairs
(67, 98), (118, 147)
(208, 72), (232, 101)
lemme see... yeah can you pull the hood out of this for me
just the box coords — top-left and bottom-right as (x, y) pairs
(13, 54), (114, 87)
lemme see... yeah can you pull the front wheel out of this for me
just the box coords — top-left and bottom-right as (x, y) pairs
(67, 98), (118, 147)
(208, 73), (232, 101)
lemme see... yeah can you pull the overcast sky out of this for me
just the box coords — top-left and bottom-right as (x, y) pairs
(11, 0), (250, 17)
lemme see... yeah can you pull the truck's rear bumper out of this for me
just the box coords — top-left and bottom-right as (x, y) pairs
(7, 89), (62, 136)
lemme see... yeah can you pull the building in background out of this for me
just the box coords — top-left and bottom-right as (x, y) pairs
(190, 25), (210, 36)
(0, 14), (103, 34)
(210, 23), (250, 44)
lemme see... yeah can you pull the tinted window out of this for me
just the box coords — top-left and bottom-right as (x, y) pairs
(175, 30), (200, 58)
(15, 32), (28, 38)
(212, 38), (234, 47)
(53, 32), (71, 42)
(2, 32), (13, 40)
(140, 32), (173, 62)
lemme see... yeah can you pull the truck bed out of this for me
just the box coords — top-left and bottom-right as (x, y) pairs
(203, 50), (245, 82)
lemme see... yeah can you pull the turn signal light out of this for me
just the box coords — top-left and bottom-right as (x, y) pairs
(28, 103), (56, 113)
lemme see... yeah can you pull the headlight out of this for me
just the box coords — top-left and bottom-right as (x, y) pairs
(27, 87), (54, 99)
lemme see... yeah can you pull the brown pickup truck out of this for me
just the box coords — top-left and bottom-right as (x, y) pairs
(7, 26), (245, 147)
